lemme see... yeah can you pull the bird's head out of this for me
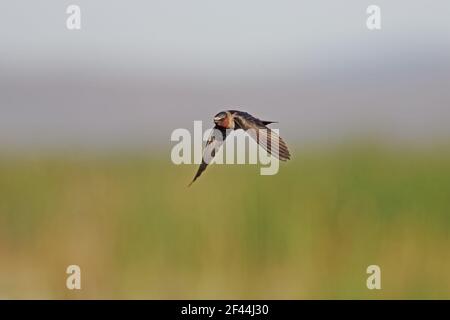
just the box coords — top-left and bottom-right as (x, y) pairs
(213, 112), (227, 125)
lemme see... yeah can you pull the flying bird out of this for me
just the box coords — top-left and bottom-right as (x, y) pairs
(189, 110), (291, 186)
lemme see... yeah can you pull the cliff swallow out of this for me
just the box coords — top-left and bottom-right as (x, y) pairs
(189, 110), (291, 186)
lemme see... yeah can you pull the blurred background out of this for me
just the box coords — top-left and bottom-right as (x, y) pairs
(0, 0), (449, 298)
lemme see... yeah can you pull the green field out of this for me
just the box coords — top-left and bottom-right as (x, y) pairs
(1, 144), (450, 299)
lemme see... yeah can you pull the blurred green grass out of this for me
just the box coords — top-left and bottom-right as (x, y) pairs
(0, 143), (450, 299)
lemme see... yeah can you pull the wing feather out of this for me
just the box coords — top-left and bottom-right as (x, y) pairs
(189, 126), (228, 186)
(232, 111), (291, 161)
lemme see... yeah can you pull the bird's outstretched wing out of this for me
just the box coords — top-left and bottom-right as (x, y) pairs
(189, 126), (228, 186)
(232, 111), (291, 161)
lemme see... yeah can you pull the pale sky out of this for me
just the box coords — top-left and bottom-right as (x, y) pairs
(0, 1), (449, 149)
